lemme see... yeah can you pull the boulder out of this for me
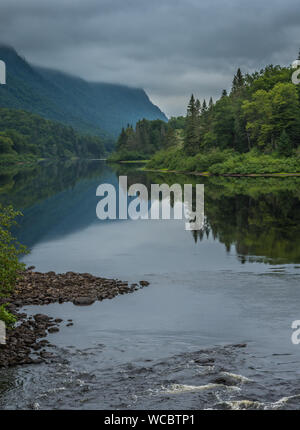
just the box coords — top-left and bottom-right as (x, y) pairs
(72, 297), (96, 306)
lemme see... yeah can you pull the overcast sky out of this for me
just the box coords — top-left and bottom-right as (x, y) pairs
(0, 0), (299, 117)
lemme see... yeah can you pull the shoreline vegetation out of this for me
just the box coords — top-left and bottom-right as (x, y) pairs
(110, 64), (300, 175)
(0, 108), (107, 166)
(143, 167), (300, 177)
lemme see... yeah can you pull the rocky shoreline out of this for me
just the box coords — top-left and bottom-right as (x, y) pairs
(0, 268), (149, 367)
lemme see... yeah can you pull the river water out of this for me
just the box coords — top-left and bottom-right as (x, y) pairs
(0, 160), (300, 410)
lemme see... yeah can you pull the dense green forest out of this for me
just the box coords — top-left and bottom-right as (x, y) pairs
(108, 117), (184, 161)
(0, 108), (106, 164)
(112, 64), (300, 174)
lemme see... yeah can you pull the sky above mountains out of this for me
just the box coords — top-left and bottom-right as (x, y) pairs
(0, 0), (299, 117)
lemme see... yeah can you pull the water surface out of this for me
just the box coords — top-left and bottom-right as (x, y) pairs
(0, 161), (300, 409)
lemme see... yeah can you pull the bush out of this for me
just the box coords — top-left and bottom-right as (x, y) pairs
(0, 205), (28, 326)
(209, 151), (300, 174)
(147, 148), (300, 175)
(147, 148), (235, 172)
(0, 304), (17, 326)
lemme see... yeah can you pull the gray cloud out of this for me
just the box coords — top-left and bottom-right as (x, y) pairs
(0, 0), (299, 116)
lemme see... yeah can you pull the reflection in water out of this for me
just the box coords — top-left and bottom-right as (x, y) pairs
(1, 161), (300, 409)
(0, 160), (113, 247)
(112, 164), (300, 265)
(1, 160), (300, 264)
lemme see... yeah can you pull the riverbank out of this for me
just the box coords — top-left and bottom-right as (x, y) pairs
(144, 167), (300, 177)
(108, 147), (300, 176)
(0, 269), (149, 367)
(145, 148), (300, 176)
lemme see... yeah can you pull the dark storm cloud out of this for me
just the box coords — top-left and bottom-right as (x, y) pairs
(0, 0), (299, 116)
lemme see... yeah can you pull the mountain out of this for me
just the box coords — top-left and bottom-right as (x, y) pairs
(0, 45), (167, 140)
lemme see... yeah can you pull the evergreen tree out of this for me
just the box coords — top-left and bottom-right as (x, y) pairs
(184, 94), (199, 155)
(116, 127), (127, 151)
(195, 99), (201, 117)
(163, 127), (177, 148)
(232, 68), (245, 94)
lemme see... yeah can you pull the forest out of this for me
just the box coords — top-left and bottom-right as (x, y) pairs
(112, 65), (300, 174)
(0, 108), (106, 165)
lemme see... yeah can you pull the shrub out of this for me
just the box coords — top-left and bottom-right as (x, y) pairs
(0, 205), (28, 326)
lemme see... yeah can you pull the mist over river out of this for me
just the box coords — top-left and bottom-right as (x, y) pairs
(0, 160), (300, 410)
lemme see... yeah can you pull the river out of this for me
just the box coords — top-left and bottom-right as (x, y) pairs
(0, 160), (300, 409)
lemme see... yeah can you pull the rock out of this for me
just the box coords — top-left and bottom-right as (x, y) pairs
(34, 314), (51, 322)
(213, 375), (240, 386)
(39, 351), (54, 359)
(72, 297), (96, 306)
(32, 343), (42, 351)
(48, 327), (59, 333)
(0, 270), (147, 368)
(139, 280), (150, 287)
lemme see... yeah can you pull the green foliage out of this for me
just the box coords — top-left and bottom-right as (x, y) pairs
(0, 205), (28, 326)
(184, 94), (200, 155)
(277, 130), (293, 157)
(209, 150), (300, 174)
(0, 205), (28, 297)
(0, 108), (106, 164)
(109, 119), (170, 161)
(242, 82), (300, 152)
(147, 147), (234, 172)
(147, 147), (300, 174)
(0, 304), (17, 327)
(144, 63), (300, 174)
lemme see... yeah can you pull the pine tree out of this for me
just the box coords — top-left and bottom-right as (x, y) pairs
(184, 94), (199, 155)
(163, 126), (176, 148)
(195, 99), (201, 116)
(236, 68), (244, 86)
(221, 89), (228, 98)
(232, 68), (245, 94)
(116, 127), (127, 151)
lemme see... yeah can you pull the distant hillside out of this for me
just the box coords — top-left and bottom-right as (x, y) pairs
(0, 46), (167, 140)
(0, 107), (105, 164)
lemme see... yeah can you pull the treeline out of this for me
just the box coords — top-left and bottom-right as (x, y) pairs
(182, 65), (300, 156)
(0, 108), (106, 165)
(109, 117), (184, 161)
(113, 64), (300, 173)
